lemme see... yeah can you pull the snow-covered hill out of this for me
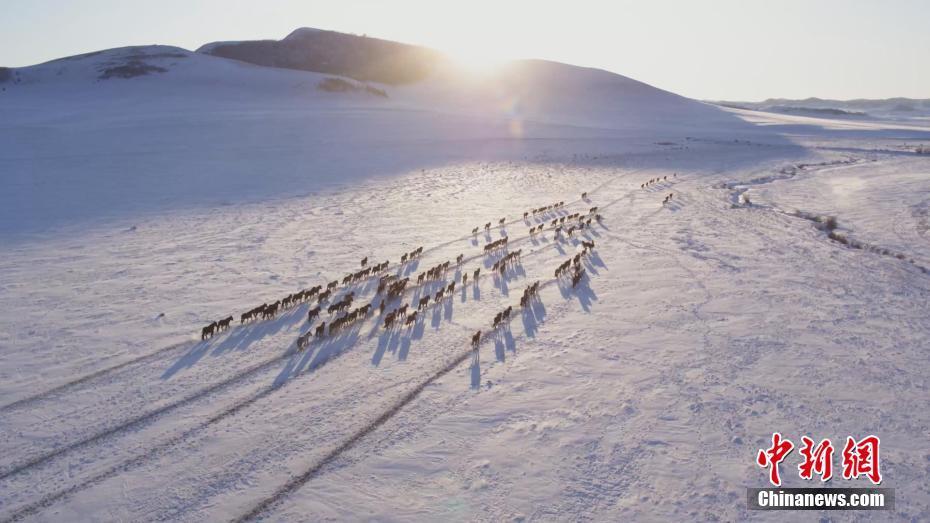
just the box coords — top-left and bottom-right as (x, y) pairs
(2, 31), (930, 522)
(714, 96), (930, 120)
(0, 39), (767, 238)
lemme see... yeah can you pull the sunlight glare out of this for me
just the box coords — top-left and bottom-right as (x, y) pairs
(446, 44), (509, 75)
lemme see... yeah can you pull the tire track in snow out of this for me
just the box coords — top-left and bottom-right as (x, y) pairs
(0, 223), (586, 489)
(0, 227), (604, 521)
(233, 349), (476, 522)
(0, 193), (588, 470)
(0, 340), (193, 414)
(0, 348), (295, 483)
(1, 166), (632, 418)
(0, 333), (390, 523)
(233, 273), (594, 522)
(3, 171), (629, 519)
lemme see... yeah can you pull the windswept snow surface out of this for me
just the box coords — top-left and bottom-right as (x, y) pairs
(1, 47), (930, 522)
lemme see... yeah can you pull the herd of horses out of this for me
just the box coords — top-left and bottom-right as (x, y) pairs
(199, 189), (603, 356)
(642, 174), (676, 189)
(200, 249), (424, 340)
(640, 175), (679, 206)
(554, 239), (595, 289)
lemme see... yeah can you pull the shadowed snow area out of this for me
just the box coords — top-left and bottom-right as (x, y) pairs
(1, 38), (929, 522)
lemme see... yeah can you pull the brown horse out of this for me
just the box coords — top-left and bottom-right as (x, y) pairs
(201, 322), (217, 340)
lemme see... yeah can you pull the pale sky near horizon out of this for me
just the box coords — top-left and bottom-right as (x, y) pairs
(2, 0), (928, 101)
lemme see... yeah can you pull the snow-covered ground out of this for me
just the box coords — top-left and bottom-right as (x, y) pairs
(1, 46), (929, 522)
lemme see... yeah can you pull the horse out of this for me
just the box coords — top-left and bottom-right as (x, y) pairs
(201, 322), (217, 340)
(217, 316), (233, 332)
(297, 331), (312, 351)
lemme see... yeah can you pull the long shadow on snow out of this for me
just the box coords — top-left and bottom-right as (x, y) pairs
(162, 304), (306, 380)
(273, 326), (362, 387)
(521, 299), (547, 338)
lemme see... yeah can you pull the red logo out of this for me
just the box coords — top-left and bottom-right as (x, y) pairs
(798, 436), (834, 482)
(841, 435), (882, 484)
(757, 433), (881, 485)
(757, 432), (794, 486)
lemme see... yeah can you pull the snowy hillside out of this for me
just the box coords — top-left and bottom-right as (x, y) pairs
(0, 41), (762, 238)
(1, 32), (930, 522)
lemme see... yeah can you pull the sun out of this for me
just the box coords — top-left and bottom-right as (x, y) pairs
(445, 45), (509, 75)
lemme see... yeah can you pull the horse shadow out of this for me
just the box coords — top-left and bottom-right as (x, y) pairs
(586, 251), (607, 270)
(431, 304), (443, 329)
(571, 278), (598, 312)
(402, 259), (420, 276)
(372, 327), (403, 366)
(494, 275), (510, 295)
(443, 298), (454, 322)
(494, 333), (506, 362)
(470, 354), (481, 389)
(163, 304), (306, 379)
(273, 325), (362, 387)
(521, 299), (547, 338)
(411, 316), (426, 340)
(394, 333), (411, 360)
(503, 327), (517, 353)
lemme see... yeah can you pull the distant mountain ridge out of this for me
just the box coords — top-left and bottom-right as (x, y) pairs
(713, 96), (930, 119)
(196, 27), (443, 85)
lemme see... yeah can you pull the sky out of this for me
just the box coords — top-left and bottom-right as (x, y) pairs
(2, 0), (928, 101)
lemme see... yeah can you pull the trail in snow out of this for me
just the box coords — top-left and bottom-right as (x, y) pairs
(0, 170), (631, 519)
